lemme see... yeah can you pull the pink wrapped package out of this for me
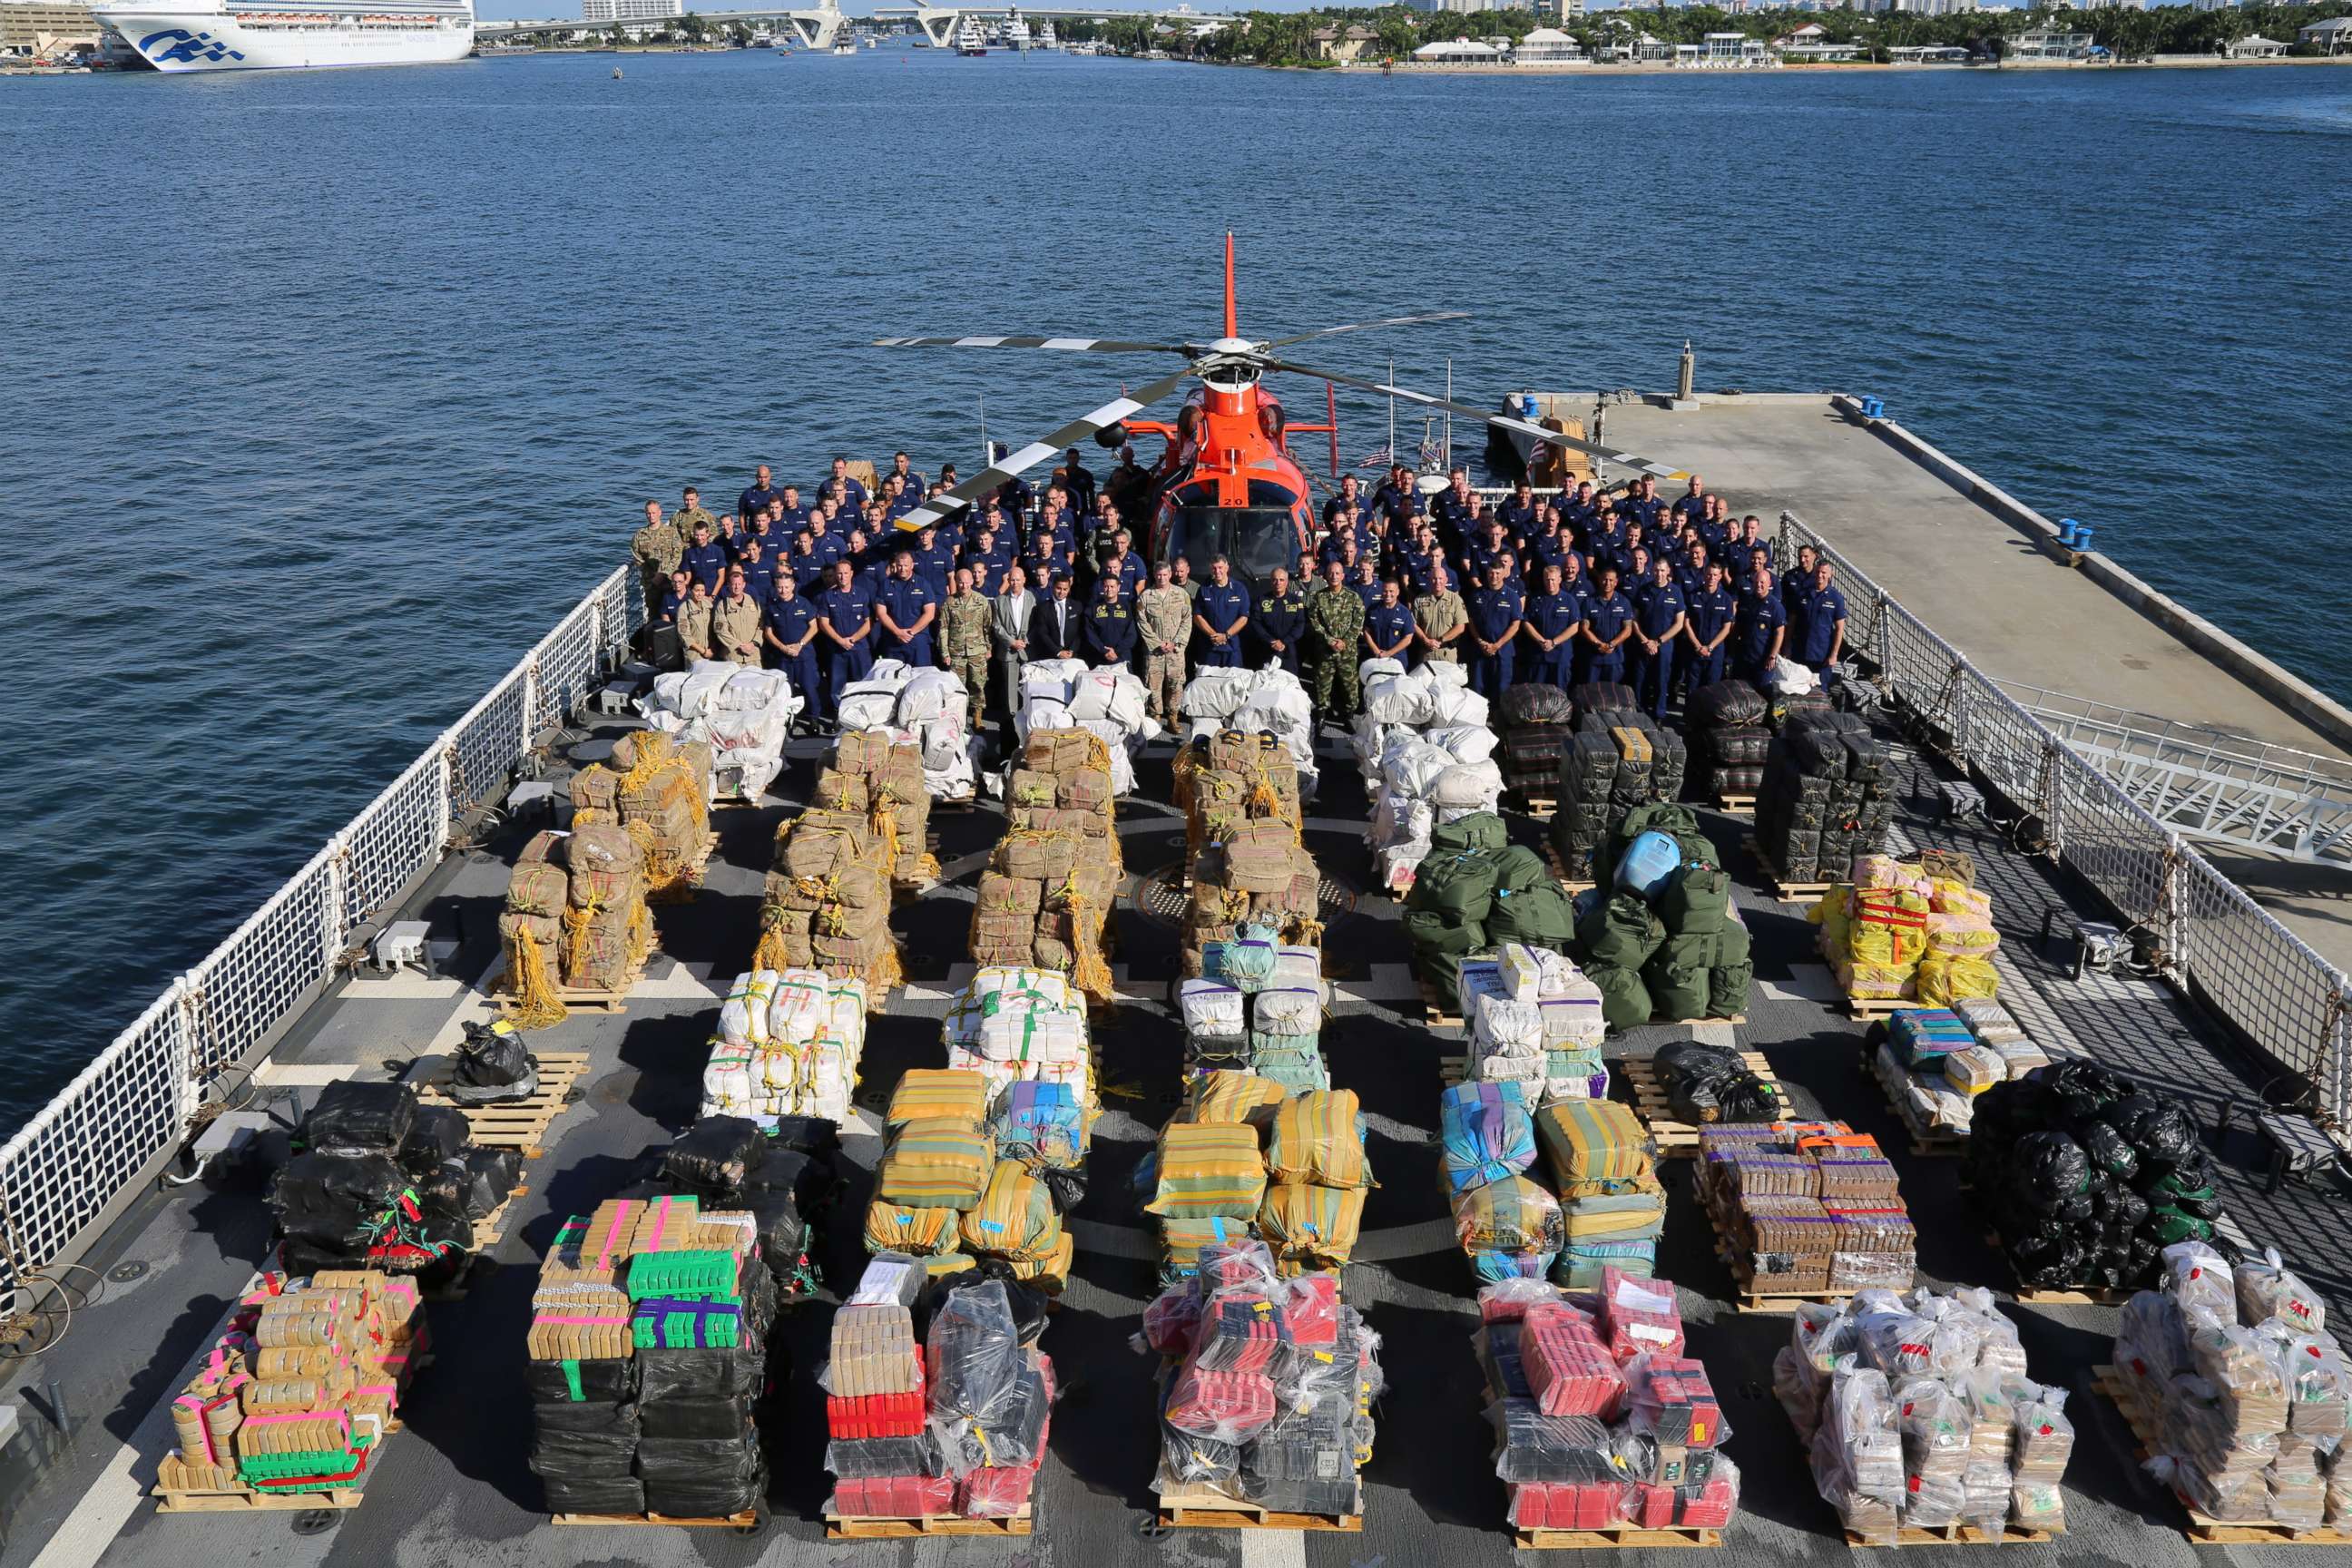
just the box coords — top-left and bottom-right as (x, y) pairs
(1523, 1304), (1626, 1418)
(1597, 1268), (1684, 1362)
(831, 1475), (957, 1516)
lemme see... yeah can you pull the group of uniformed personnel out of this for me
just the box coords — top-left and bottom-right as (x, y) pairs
(628, 456), (1850, 735)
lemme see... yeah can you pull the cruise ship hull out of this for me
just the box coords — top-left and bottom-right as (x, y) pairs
(93, 1), (473, 69)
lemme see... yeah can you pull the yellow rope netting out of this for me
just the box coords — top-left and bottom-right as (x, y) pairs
(562, 893), (607, 982)
(1064, 889), (1114, 1005)
(504, 923), (569, 1029)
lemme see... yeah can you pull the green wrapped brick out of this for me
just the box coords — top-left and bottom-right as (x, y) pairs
(626, 1249), (743, 1301)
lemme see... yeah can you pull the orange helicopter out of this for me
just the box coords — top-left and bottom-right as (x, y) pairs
(876, 235), (1687, 588)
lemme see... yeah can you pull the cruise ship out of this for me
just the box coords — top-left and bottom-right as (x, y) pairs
(91, 0), (473, 70)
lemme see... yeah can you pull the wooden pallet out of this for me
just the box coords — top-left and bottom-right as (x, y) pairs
(500, 974), (637, 1017)
(1741, 837), (1834, 904)
(1517, 793), (1558, 820)
(555, 1510), (761, 1531)
(413, 1052), (589, 1158)
(1541, 843), (1597, 896)
(1846, 993), (1912, 1022)
(1156, 1489), (1361, 1532)
(1989, 1240), (2132, 1305)
(1715, 792), (1756, 818)
(1875, 1078), (1966, 1158)
(2092, 1366), (2352, 1544)
(825, 1510), (1032, 1539)
(1847, 1523), (2055, 1548)
(156, 1484), (366, 1514)
(472, 1183), (529, 1249)
(931, 791), (980, 812)
(1517, 1523), (1722, 1550)
(1419, 980), (1464, 1031)
(685, 828), (720, 882)
(1622, 1053), (1786, 1160)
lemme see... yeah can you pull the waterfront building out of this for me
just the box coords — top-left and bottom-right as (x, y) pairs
(1308, 21), (1375, 58)
(1674, 29), (1771, 65)
(2010, 25), (2094, 57)
(2299, 15), (2351, 50)
(1514, 24), (1586, 62)
(1411, 34), (1498, 59)
(2225, 31), (2284, 54)
(0, 0), (103, 54)
(580, 0), (680, 21)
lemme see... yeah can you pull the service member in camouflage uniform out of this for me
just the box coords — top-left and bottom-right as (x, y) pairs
(672, 485), (718, 545)
(942, 567), (994, 730)
(632, 499), (686, 615)
(1413, 564), (1469, 664)
(1306, 559), (1367, 729)
(1134, 561), (1194, 726)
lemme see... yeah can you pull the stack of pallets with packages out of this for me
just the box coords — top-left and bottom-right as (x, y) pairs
(500, 824), (656, 1024)
(1179, 666), (1318, 794)
(1816, 855), (2003, 1014)
(1478, 1273), (1743, 1543)
(1140, 1237), (1382, 1525)
(655, 1115), (836, 1303)
(1572, 808), (1751, 1031)
(1144, 1082), (1373, 1279)
(1174, 726), (1307, 870)
(943, 967), (1097, 1187)
(1355, 658), (1501, 896)
(1455, 946), (1609, 1105)
(1686, 680), (1771, 805)
(863, 1070), (996, 1281)
(811, 730), (942, 890)
(600, 730), (715, 900)
(1177, 936), (1328, 1095)
(757, 810), (901, 1001)
(1965, 1061), (2232, 1296)
(1545, 690), (1687, 887)
(833, 659), (981, 801)
(269, 1082), (519, 1281)
(2108, 1243), (2347, 1535)
(1536, 1100), (1667, 1290)
(158, 1269), (425, 1507)
(1697, 1123), (1915, 1308)
(824, 1257), (1058, 1534)
(1496, 683), (1575, 809)
(635, 660), (798, 803)
(1752, 711), (1894, 890)
(1779, 1286), (2075, 1544)
(972, 828), (1119, 1009)
(1445, 1071), (1560, 1284)
(528, 1195), (779, 1522)
(1403, 826), (1579, 1017)
(1869, 1006), (2051, 1148)
(1014, 658), (1161, 794)
(701, 968), (869, 1130)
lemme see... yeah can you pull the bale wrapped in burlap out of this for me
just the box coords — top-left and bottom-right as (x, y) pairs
(570, 765), (621, 817)
(757, 811), (901, 1003)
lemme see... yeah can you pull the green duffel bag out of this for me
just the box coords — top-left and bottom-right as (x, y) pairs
(1491, 845), (1553, 897)
(1403, 907), (1485, 970)
(1407, 850), (1499, 925)
(1578, 892), (1666, 972)
(1489, 881), (1577, 950)
(1715, 918), (1752, 967)
(1589, 962), (1653, 1034)
(1657, 864), (1731, 937)
(1431, 813), (1509, 854)
(1708, 960), (1754, 1019)
(1644, 962), (1710, 1024)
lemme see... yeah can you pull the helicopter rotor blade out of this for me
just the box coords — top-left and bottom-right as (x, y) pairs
(889, 365), (1198, 534)
(872, 334), (1190, 355)
(1252, 356), (1690, 483)
(1259, 311), (1469, 350)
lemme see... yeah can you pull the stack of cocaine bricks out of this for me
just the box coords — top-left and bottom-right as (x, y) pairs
(1176, 935), (1329, 1097)
(866, 1066), (1073, 1293)
(501, 823), (654, 998)
(1816, 856), (2003, 1010)
(1697, 1122), (1916, 1299)
(941, 968), (1096, 1197)
(1494, 682), (1576, 803)
(811, 730), (939, 892)
(269, 1081), (518, 1278)
(526, 1195), (777, 1519)
(1024, 660), (1164, 796)
(1455, 947), (1610, 1112)
(757, 809), (902, 1001)
(1753, 710), (1895, 886)
(1869, 1003), (2052, 1143)
(972, 728), (1126, 1006)
(1172, 727), (1305, 875)
(825, 1259), (1058, 1521)
(583, 730), (713, 900)
(1143, 1082), (1371, 1284)
(654, 1115), (838, 1308)
(161, 1269), (425, 1498)
(1138, 1238), (1381, 1516)
(831, 659), (979, 799)
(1446, 1085), (1665, 1290)
(1479, 1272), (1743, 1535)
(1353, 658), (1503, 897)
(1685, 680), (1773, 799)
(701, 968), (870, 1129)
(1545, 685), (1687, 884)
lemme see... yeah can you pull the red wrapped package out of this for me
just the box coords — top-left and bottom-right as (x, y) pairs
(1142, 1286), (1203, 1357)
(1522, 1306), (1625, 1418)
(1163, 1365), (1276, 1441)
(831, 1474), (957, 1517)
(1677, 1474), (1738, 1528)
(1627, 1482), (1676, 1527)
(1282, 1274), (1340, 1345)
(1596, 1268), (1684, 1362)
(1625, 1355), (1723, 1448)
(958, 1463), (1040, 1517)
(827, 1387), (927, 1440)
(1191, 1293), (1290, 1374)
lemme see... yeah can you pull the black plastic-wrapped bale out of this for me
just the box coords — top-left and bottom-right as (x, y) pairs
(662, 1117), (769, 1195)
(448, 1020), (537, 1103)
(299, 1080), (418, 1158)
(530, 1416), (640, 1480)
(541, 1475), (645, 1514)
(1689, 680), (1769, 730)
(828, 1432), (945, 1478)
(1500, 683), (1574, 726)
(399, 1106), (471, 1176)
(638, 1341), (766, 1406)
(639, 1396), (761, 1441)
(1571, 683), (1638, 725)
(1652, 1041), (1779, 1122)
(526, 1355), (637, 1404)
(458, 1146), (524, 1220)
(270, 1152), (407, 1245)
(638, 1428), (766, 1518)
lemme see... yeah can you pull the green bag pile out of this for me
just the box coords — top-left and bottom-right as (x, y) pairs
(1405, 814), (1576, 1011)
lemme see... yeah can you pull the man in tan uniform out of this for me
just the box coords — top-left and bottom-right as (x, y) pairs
(711, 567), (765, 668)
(632, 499), (685, 614)
(942, 567), (993, 730)
(1134, 562), (1193, 726)
(675, 578), (716, 663)
(1413, 563), (1469, 663)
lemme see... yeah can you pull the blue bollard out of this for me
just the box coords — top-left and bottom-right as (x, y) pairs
(2073, 525), (2095, 551)
(2057, 518), (2080, 546)
(1519, 394), (1542, 420)
(1859, 396), (1886, 420)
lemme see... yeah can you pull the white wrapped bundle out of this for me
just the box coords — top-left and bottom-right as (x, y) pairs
(915, 712), (965, 771)
(719, 970), (776, 1046)
(1369, 790), (1434, 851)
(1273, 946), (1322, 989)
(825, 975), (868, 1040)
(1989, 1038), (2050, 1078)
(1428, 683), (1490, 729)
(1181, 666), (1258, 719)
(927, 738), (982, 799)
(894, 668), (963, 723)
(1537, 989), (1606, 1049)
(1362, 671), (1435, 727)
(946, 1044), (1021, 1104)
(1384, 737), (1457, 800)
(1953, 997), (2026, 1047)
(859, 659), (917, 690)
(838, 688), (899, 730)
(1018, 697), (1074, 736)
(1069, 669), (1152, 730)
(1076, 719), (1139, 795)
(1472, 1052), (1545, 1084)
(675, 659), (736, 719)
(1422, 660), (1469, 691)
(1472, 993), (1544, 1058)
(1251, 985), (1324, 1037)
(972, 966), (1075, 1006)
(766, 969), (830, 1045)
(1431, 762), (1504, 811)
(1357, 657), (1405, 685)
(756, 1046), (800, 1093)
(977, 1009), (1087, 1065)
(1544, 1063), (1609, 1102)
(1375, 841), (1428, 894)
(1179, 978), (1247, 1036)
(701, 1040), (757, 1116)
(1426, 725), (1499, 766)
(1495, 944), (1572, 1004)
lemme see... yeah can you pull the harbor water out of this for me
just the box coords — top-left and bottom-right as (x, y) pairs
(2, 50), (2347, 1136)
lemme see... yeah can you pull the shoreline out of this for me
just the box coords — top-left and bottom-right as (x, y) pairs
(1300, 54), (2352, 76)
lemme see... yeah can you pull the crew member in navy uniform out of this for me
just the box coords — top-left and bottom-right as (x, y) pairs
(1522, 562), (1583, 691)
(874, 551), (940, 669)
(1630, 557), (1688, 721)
(819, 455), (868, 512)
(1783, 545), (1819, 620)
(739, 538), (779, 605)
(1371, 462), (1417, 523)
(1581, 564), (1635, 687)
(1192, 556), (1251, 669)
(761, 572), (820, 730)
(1350, 555), (1386, 618)
(1671, 475), (1710, 532)
(910, 523), (955, 599)
(1253, 566), (1308, 675)
(1725, 516), (1769, 585)
(1052, 447), (1095, 518)
(1030, 573), (1083, 662)
(1673, 538), (1713, 596)
(1022, 526), (1069, 593)
(1322, 474), (1367, 526)
(1732, 564), (1788, 686)
(1463, 561), (1524, 704)
(784, 531), (828, 595)
(681, 522), (729, 594)
(888, 451), (926, 506)
(1561, 480), (1598, 532)
(1522, 507), (1572, 580)
(816, 559), (876, 723)
(1621, 475), (1663, 531)
(738, 464), (779, 524)
(1083, 573), (1138, 668)
(1364, 578), (1415, 664)
(1498, 478), (1541, 533)
(1097, 530), (1146, 603)
(1790, 561), (1848, 673)
(1430, 466), (1476, 543)
(1681, 562), (1738, 697)
(962, 531), (1010, 595)
(1467, 516), (1521, 590)
(774, 485), (811, 534)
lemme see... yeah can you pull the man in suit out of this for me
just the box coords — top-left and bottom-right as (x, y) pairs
(1030, 572), (1083, 663)
(988, 564), (1038, 724)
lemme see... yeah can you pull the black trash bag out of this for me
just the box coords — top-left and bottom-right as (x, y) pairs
(299, 1081), (418, 1158)
(2080, 1121), (2140, 1183)
(932, 1267), (1052, 1350)
(446, 1020), (536, 1104)
(1038, 1165), (1088, 1215)
(638, 1343), (765, 1406)
(533, 1398), (640, 1437)
(639, 1433), (765, 1519)
(767, 1114), (844, 1164)
(458, 1146), (523, 1220)
(1500, 683), (1573, 726)
(527, 1421), (639, 1480)
(2007, 1132), (2091, 1212)
(399, 1106), (471, 1177)
(526, 1355), (638, 1404)
(743, 1144), (835, 1213)
(2132, 1103), (2200, 1171)
(662, 1117), (768, 1195)
(1652, 1041), (1780, 1125)
(828, 1432), (944, 1477)
(740, 1189), (808, 1277)
(2042, 1062), (2132, 1126)
(270, 1152), (407, 1243)
(639, 1396), (758, 1441)
(1688, 680), (1768, 730)
(540, 1475), (644, 1514)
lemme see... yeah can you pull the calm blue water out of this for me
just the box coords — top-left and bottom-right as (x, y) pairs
(3, 52), (2348, 1134)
